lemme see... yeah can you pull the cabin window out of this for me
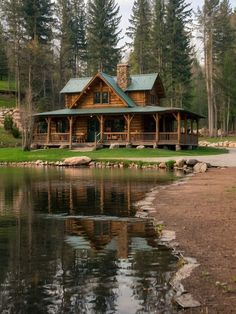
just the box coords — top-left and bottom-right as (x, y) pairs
(56, 119), (69, 133)
(93, 92), (101, 104)
(102, 92), (109, 104)
(38, 120), (47, 133)
(93, 92), (110, 104)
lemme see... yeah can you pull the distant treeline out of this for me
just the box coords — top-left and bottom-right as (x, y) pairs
(0, 0), (235, 135)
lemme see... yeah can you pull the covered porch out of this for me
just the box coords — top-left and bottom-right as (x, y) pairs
(33, 108), (200, 149)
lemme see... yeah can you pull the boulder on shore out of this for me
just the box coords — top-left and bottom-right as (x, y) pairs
(175, 159), (186, 168)
(193, 162), (208, 173)
(186, 159), (199, 167)
(63, 156), (91, 166)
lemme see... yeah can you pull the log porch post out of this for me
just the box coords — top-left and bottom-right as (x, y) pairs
(124, 114), (134, 143)
(46, 117), (51, 145)
(153, 113), (159, 143)
(184, 115), (188, 144)
(68, 116), (73, 149)
(191, 118), (194, 144)
(96, 115), (104, 142)
(177, 112), (181, 146)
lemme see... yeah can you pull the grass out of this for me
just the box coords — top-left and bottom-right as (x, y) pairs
(0, 96), (16, 108)
(0, 146), (228, 163)
(0, 80), (16, 91)
(0, 128), (21, 147)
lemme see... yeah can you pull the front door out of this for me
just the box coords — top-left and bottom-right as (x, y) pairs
(87, 117), (100, 142)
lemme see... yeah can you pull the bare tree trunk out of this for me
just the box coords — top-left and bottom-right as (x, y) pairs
(204, 6), (215, 137)
(226, 96), (230, 134)
(22, 63), (33, 150)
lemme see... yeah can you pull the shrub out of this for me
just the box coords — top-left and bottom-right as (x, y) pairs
(165, 160), (175, 170)
(11, 126), (21, 138)
(4, 115), (13, 131)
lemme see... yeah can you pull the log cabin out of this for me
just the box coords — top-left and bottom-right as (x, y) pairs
(33, 64), (202, 150)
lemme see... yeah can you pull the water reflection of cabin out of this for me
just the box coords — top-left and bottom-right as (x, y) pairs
(33, 64), (202, 149)
(65, 218), (156, 258)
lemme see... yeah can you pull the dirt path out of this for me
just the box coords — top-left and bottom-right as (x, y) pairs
(122, 148), (236, 167)
(150, 168), (236, 313)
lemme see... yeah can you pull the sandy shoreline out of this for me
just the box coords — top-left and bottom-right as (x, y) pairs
(149, 168), (236, 313)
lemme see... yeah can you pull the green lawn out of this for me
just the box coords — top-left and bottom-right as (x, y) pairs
(0, 80), (16, 91)
(0, 96), (16, 108)
(0, 147), (228, 163)
(0, 128), (21, 147)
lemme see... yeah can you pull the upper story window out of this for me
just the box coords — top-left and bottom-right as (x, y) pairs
(93, 92), (109, 104)
(102, 92), (109, 104)
(94, 92), (101, 104)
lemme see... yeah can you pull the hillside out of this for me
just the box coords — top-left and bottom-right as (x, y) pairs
(0, 80), (16, 108)
(0, 127), (21, 147)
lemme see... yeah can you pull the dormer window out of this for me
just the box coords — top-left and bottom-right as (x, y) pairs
(93, 92), (109, 104)
(102, 92), (109, 103)
(94, 92), (101, 104)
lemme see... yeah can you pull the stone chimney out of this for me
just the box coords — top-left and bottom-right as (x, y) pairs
(117, 63), (131, 90)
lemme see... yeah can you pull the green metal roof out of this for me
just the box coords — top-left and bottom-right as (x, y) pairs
(60, 73), (159, 94)
(34, 106), (204, 118)
(100, 72), (136, 108)
(60, 77), (92, 93)
(126, 74), (159, 91)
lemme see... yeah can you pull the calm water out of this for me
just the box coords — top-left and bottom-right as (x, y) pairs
(0, 167), (179, 314)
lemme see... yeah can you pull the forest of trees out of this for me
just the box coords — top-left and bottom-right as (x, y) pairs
(0, 0), (236, 136)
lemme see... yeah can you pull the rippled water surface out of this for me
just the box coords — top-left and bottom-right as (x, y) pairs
(0, 167), (179, 313)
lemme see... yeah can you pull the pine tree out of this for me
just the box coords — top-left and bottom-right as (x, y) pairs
(165, 0), (192, 108)
(21, 0), (54, 43)
(70, 0), (87, 76)
(150, 0), (166, 75)
(86, 0), (122, 75)
(56, 0), (74, 88)
(0, 24), (9, 80)
(127, 0), (152, 74)
(1, 0), (24, 105)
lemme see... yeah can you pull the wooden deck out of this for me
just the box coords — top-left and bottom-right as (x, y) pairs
(33, 132), (198, 148)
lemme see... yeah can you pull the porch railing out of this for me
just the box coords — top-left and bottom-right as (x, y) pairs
(33, 131), (198, 146)
(33, 133), (70, 144)
(103, 132), (128, 142)
(159, 132), (178, 142)
(130, 132), (156, 142)
(50, 133), (70, 143)
(180, 134), (198, 145)
(33, 133), (47, 143)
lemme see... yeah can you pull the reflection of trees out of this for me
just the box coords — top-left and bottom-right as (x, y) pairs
(0, 167), (178, 313)
(130, 246), (177, 313)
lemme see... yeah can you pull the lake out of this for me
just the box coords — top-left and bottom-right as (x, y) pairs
(0, 167), (179, 313)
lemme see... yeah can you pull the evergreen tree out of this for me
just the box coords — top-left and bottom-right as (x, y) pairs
(127, 0), (152, 74)
(86, 0), (122, 75)
(165, 0), (192, 108)
(150, 0), (166, 75)
(0, 24), (9, 80)
(21, 0), (54, 43)
(70, 0), (87, 76)
(56, 0), (76, 86)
